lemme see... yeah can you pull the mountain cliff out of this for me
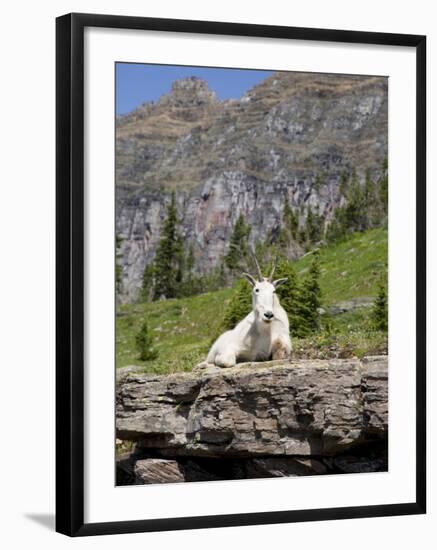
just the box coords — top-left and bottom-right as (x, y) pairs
(116, 72), (388, 302)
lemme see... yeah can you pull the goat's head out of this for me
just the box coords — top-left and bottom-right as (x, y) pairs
(243, 254), (288, 323)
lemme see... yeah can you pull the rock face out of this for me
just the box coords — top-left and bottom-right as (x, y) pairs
(116, 73), (388, 301)
(116, 355), (388, 484)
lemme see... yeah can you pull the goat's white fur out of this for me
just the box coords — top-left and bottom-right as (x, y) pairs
(207, 274), (292, 368)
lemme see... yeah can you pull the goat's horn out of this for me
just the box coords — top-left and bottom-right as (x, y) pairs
(269, 256), (278, 281)
(242, 272), (257, 287)
(249, 249), (263, 280)
(273, 277), (288, 288)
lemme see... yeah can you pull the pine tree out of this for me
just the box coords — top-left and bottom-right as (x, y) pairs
(363, 168), (377, 228)
(277, 199), (299, 252)
(339, 169), (349, 197)
(222, 279), (252, 330)
(276, 226), (288, 251)
(140, 264), (154, 302)
(305, 206), (323, 244)
(298, 228), (307, 244)
(379, 157), (388, 217)
(364, 168), (374, 206)
(343, 169), (364, 231)
(289, 208), (299, 240)
(328, 163), (388, 243)
(283, 198), (299, 240)
(185, 244), (195, 277)
(273, 259), (308, 338)
(299, 250), (322, 334)
(326, 213), (345, 243)
(371, 280), (388, 331)
(224, 213), (251, 272)
(135, 318), (158, 361)
(174, 234), (185, 291)
(305, 206), (314, 243)
(152, 192), (184, 300)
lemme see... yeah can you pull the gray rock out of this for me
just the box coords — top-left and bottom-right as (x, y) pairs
(246, 457), (328, 478)
(328, 297), (375, 316)
(134, 458), (185, 484)
(332, 455), (387, 474)
(116, 356), (388, 458)
(116, 365), (145, 383)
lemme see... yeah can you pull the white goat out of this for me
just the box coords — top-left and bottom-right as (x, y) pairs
(207, 257), (292, 368)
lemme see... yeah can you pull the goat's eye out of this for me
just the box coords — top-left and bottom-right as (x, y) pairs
(255, 288), (259, 293)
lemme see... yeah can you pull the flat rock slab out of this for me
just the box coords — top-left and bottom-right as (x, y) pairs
(134, 458), (185, 484)
(116, 356), (388, 458)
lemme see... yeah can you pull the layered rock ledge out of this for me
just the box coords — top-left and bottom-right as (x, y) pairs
(116, 356), (388, 484)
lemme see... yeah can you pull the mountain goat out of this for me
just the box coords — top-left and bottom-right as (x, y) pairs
(207, 256), (292, 367)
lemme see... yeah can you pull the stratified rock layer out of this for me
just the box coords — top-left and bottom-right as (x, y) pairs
(116, 356), (388, 483)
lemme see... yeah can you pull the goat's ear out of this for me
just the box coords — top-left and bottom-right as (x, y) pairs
(273, 277), (288, 288)
(242, 272), (256, 287)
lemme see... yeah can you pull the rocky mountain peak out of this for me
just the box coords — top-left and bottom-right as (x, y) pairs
(158, 76), (218, 109)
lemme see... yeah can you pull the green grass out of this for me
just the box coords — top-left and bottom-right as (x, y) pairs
(295, 308), (388, 360)
(296, 227), (387, 304)
(116, 288), (233, 373)
(116, 228), (387, 372)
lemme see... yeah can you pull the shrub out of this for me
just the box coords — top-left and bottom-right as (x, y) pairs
(135, 319), (158, 361)
(371, 281), (388, 331)
(222, 279), (252, 330)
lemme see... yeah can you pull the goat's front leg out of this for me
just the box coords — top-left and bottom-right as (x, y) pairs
(214, 351), (237, 368)
(271, 338), (291, 360)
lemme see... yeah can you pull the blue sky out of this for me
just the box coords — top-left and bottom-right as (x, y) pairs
(116, 63), (273, 115)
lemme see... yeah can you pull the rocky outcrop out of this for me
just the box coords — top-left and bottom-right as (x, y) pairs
(116, 355), (388, 484)
(116, 73), (388, 301)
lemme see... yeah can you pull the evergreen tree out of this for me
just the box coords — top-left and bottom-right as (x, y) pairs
(152, 192), (184, 300)
(174, 234), (185, 290)
(277, 199), (300, 252)
(363, 168), (377, 228)
(305, 206), (314, 243)
(273, 259), (308, 338)
(299, 250), (322, 334)
(218, 253), (323, 341)
(135, 318), (158, 361)
(140, 264), (154, 302)
(339, 169), (349, 197)
(276, 226), (289, 251)
(289, 208), (299, 240)
(222, 279), (252, 330)
(283, 198), (299, 240)
(185, 244), (195, 277)
(379, 157), (388, 216)
(305, 206), (323, 244)
(327, 163), (388, 243)
(224, 213), (251, 272)
(326, 213), (345, 243)
(364, 168), (374, 206)
(371, 280), (388, 331)
(298, 228), (307, 244)
(343, 168), (365, 231)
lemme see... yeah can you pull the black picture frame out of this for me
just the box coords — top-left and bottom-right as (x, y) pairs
(56, 12), (426, 537)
